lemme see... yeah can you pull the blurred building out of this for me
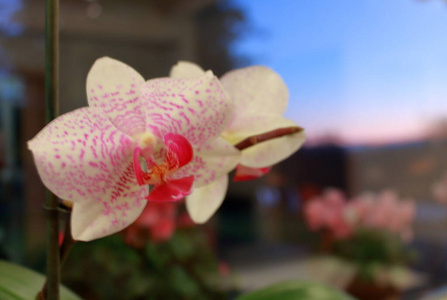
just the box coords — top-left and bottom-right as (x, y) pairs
(349, 140), (447, 201)
(221, 139), (447, 247)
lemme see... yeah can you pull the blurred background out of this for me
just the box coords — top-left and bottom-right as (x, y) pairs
(0, 0), (447, 299)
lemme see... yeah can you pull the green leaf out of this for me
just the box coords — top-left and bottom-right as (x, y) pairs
(0, 260), (81, 300)
(168, 233), (195, 261)
(236, 280), (356, 300)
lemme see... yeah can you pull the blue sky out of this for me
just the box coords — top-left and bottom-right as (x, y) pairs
(232, 0), (447, 145)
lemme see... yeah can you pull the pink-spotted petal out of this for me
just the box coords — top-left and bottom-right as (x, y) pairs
(186, 175), (228, 224)
(172, 137), (240, 187)
(147, 176), (194, 202)
(169, 61), (205, 79)
(71, 189), (148, 241)
(220, 66), (289, 131)
(233, 165), (271, 182)
(28, 107), (138, 204)
(87, 57), (146, 137)
(223, 115), (305, 168)
(164, 133), (193, 170)
(141, 72), (232, 146)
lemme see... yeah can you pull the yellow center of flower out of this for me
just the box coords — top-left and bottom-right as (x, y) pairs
(136, 132), (157, 150)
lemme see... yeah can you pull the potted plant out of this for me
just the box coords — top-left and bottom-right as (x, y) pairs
(304, 189), (419, 300)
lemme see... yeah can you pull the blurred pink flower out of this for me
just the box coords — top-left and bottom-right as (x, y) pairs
(124, 201), (177, 246)
(150, 219), (176, 242)
(304, 199), (326, 231)
(304, 188), (415, 241)
(362, 190), (397, 230)
(218, 262), (231, 277)
(177, 211), (196, 229)
(323, 188), (345, 208)
(304, 188), (353, 239)
(360, 190), (415, 240)
(330, 217), (353, 239)
(344, 195), (371, 225)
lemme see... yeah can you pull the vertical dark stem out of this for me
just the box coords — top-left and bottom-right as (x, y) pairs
(39, 214), (77, 300)
(60, 215), (76, 266)
(45, 0), (59, 121)
(44, 0), (60, 299)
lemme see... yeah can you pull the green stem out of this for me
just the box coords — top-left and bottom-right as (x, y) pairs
(42, 0), (60, 299)
(45, 0), (59, 122)
(39, 214), (77, 300)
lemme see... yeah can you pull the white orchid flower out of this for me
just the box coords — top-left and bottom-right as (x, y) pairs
(170, 61), (305, 223)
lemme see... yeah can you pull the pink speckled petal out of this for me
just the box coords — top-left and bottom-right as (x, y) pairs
(186, 175), (228, 224)
(224, 115), (305, 168)
(141, 72), (232, 146)
(87, 57), (146, 137)
(147, 176), (194, 202)
(28, 107), (140, 204)
(172, 137), (240, 187)
(169, 61), (205, 79)
(220, 66), (289, 131)
(71, 189), (147, 241)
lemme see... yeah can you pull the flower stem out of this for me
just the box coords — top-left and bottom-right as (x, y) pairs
(234, 126), (304, 151)
(45, 0), (59, 121)
(59, 216), (76, 266)
(39, 214), (76, 300)
(41, 0), (60, 299)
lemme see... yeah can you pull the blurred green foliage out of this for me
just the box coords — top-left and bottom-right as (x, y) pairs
(62, 227), (231, 300)
(332, 229), (416, 281)
(236, 280), (355, 300)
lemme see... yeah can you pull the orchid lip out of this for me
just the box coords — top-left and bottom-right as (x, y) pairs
(133, 146), (172, 186)
(132, 133), (195, 202)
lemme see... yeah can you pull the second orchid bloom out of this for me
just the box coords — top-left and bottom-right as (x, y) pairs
(28, 57), (304, 241)
(170, 61), (305, 224)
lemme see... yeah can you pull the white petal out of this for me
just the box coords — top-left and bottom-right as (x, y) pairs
(186, 175), (228, 224)
(220, 66), (289, 131)
(240, 131), (306, 168)
(87, 57), (146, 137)
(172, 137), (240, 187)
(169, 61), (205, 79)
(71, 190), (147, 241)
